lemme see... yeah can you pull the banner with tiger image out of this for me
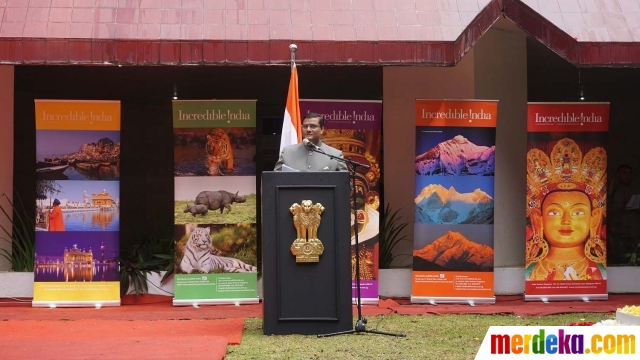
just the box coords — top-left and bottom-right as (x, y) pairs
(172, 100), (259, 306)
(525, 102), (609, 301)
(33, 100), (121, 307)
(412, 100), (497, 305)
(299, 99), (382, 305)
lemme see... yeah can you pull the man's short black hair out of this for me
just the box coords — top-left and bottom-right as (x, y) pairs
(303, 112), (324, 128)
(617, 164), (632, 172)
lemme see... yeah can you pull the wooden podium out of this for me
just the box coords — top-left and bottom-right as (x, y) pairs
(261, 171), (352, 335)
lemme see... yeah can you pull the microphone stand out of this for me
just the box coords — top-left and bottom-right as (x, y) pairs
(308, 144), (405, 338)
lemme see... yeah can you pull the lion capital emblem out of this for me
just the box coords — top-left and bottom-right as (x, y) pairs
(289, 200), (325, 263)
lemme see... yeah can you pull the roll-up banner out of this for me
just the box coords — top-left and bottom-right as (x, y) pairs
(172, 100), (259, 306)
(299, 99), (382, 305)
(34, 100), (121, 307)
(525, 102), (609, 301)
(411, 100), (497, 305)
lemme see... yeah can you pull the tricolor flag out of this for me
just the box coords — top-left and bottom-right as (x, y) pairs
(279, 63), (302, 154)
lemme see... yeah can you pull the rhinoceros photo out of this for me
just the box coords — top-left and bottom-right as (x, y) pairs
(195, 190), (246, 214)
(183, 204), (209, 217)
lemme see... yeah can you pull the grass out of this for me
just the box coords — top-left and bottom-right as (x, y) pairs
(225, 313), (614, 360)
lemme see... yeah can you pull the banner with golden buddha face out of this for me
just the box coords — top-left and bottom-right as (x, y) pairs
(412, 100), (498, 305)
(300, 99), (382, 305)
(33, 100), (121, 307)
(525, 102), (609, 301)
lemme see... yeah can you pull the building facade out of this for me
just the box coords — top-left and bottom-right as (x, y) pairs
(2, 0), (640, 294)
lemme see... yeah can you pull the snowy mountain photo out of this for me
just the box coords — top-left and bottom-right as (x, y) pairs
(414, 184), (494, 224)
(415, 135), (495, 176)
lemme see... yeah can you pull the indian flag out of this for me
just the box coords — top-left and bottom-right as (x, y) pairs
(279, 63), (302, 154)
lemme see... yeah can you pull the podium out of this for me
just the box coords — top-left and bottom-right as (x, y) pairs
(261, 171), (352, 335)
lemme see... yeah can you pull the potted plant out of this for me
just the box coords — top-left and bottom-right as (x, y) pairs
(377, 203), (412, 298)
(624, 242), (640, 266)
(0, 192), (36, 298)
(119, 234), (175, 296)
(0, 193), (35, 272)
(378, 203), (411, 269)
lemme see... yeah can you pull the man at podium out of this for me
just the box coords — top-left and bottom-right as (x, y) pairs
(274, 112), (348, 172)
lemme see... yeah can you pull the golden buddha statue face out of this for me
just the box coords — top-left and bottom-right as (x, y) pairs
(540, 191), (592, 248)
(525, 138), (608, 269)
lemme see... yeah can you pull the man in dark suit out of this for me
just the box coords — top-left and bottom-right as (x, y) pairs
(274, 112), (348, 172)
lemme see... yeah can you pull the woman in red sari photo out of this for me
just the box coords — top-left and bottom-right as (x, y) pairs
(48, 198), (65, 231)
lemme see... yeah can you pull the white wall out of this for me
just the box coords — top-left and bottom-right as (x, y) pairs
(0, 65), (14, 271)
(473, 25), (528, 267)
(383, 51), (476, 267)
(383, 21), (528, 269)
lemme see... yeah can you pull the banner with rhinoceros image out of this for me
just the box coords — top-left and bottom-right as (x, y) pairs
(411, 99), (497, 305)
(172, 100), (259, 306)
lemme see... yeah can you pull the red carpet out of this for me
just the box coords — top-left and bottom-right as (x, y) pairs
(0, 317), (244, 360)
(378, 294), (640, 317)
(0, 295), (262, 321)
(3, 294), (639, 321)
(1, 293), (638, 359)
(2, 335), (228, 360)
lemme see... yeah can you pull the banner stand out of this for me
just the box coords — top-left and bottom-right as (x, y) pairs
(33, 100), (121, 308)
(299, 99), (383, 306)
(524, 294), (608, 303)
(32, 300), (121, 308)
(171, 100), (259, 306)
(524, 102), (610, 302)
(410, 297), (496, 306)
(172, 298), (259, 306)
(411, 99), (498, 305)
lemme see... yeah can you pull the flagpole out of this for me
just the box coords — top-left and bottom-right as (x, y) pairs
(289, 44), (297, 69)
(279, 44), (302, 154)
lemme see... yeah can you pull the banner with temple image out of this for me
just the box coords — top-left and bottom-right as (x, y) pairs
(33, 100), (121, 307)
(525, 102), (609, 301)
(172, 100), (259, 306)
(299, 99), (382, 305)
(411, 100), (497, 305)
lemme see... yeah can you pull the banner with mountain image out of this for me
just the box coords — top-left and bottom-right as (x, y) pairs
(299, 99), (382, 305)
(525, 103), (609, 301)
(172, 100), (259, 306)
(33, 100), (121, 307)
(411, 100), (497, 304)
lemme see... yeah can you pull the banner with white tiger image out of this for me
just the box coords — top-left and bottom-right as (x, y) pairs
(299, 99), (382, 305)
(33, 100), (121, 307)
(172, 100), (259, 306)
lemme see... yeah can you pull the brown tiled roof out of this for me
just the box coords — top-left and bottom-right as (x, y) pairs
(523, 0), (640, 42)
(0, 0), (638, 65)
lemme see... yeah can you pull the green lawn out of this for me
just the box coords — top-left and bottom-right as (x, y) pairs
(226, 313), (613, 360)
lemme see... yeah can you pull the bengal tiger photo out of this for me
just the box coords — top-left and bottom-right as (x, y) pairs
(206, 128), (234, 176)
(173, 128), (256, 177)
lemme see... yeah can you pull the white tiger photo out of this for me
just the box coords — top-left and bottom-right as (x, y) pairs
(179, 226), (257, 274)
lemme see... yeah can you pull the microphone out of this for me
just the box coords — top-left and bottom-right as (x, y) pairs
(302, 138), (319, 150)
